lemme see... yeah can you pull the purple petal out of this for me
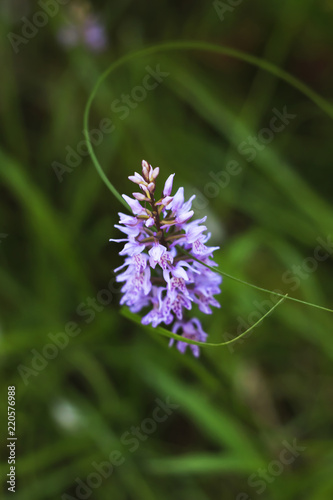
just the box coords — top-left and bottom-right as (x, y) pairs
(163, 174), (175, 197)
(122, 194), (145, 215)
(169, 187), (184, 212)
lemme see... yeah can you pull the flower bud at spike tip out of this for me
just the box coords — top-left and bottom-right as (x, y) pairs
(152, 167), (160, 179)
(111, 161), (222, 357)
(141, 160), (150, 180)
(163, 174), (175, 197)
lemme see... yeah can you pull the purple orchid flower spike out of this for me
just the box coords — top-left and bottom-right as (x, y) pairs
(111, 160), (222, 357)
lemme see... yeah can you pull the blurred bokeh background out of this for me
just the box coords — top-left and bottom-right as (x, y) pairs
(1, 0), (333, 499)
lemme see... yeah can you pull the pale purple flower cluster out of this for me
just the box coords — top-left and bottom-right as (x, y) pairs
(57, 6), (107, 52)
(111, 161), (222, 357)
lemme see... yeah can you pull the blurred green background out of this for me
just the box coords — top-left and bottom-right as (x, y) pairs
(1, 1), (333, 499)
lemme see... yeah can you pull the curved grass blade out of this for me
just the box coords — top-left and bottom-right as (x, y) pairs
(83, 40), (333, 204)
(121, 294), (287, 348)
(84, 41), (333, 317)
(179, 247), (333, 314)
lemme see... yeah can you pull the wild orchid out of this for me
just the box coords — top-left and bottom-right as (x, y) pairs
(110, 160), (222, 357)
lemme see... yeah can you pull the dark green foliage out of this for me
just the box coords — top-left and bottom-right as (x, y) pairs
(1, 1), (333, 499)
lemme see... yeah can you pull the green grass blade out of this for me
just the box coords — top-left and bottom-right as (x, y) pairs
(83, 40), (333, 205)
(179, 248), (333, 314)
(121, 294), (286, 348)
